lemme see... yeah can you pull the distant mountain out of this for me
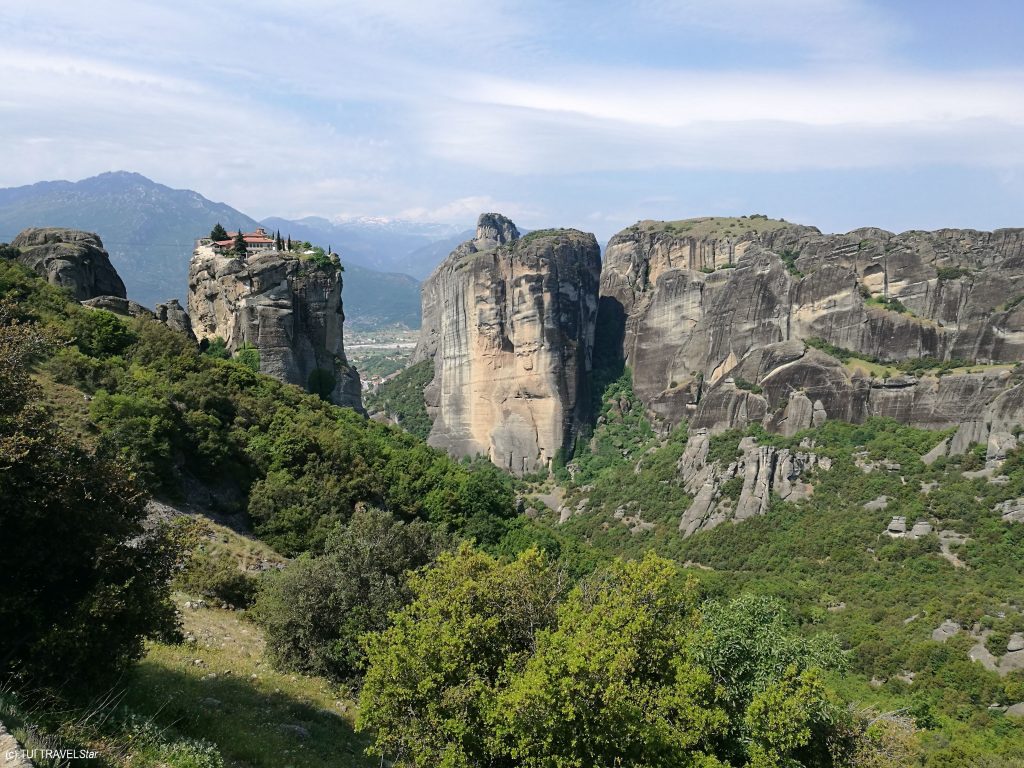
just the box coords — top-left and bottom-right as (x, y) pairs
(404, 230), (476, 276)
(0, 172), (462, 328)
(0, 171), (257, 308)
(261, 216), (468, 279)
(342, 264), (421, 329)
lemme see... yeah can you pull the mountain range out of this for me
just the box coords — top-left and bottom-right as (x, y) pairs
(0, 171), (465, 327)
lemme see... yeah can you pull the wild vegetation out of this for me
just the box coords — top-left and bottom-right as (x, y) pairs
(364, 358), (435, 440)
(4, 254), (1024, 766)
(535, 369), (1024, 766)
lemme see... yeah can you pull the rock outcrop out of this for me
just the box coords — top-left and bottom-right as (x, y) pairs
(676, 429), (830, 536)
(7, 227), (126, 300)
(80, 295), (198, 342)
(600, 216), (1024, 445)
(154, 298), (197, 341)
(188, 245), (361, 410)
(414, 214), (601, 474)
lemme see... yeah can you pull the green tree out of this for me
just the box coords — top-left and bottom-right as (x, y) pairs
(232, 229), (247, 256)
(0, 302), (179, 694)
(235, 343), (260, 373)
(71, 307), (137, 357)
(359, 549), (855, 768)
(358, 546), (567, 766)
(253, 506), (446, 682)
(209, 223), (229, 241)
(491, 554), (723, 768)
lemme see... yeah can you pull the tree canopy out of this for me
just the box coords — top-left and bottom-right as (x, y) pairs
(358, 547), (863, 768)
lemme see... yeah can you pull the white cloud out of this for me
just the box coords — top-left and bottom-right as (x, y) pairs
(0, 0), (1021, 227)
(640, 0), (903, 61)
(397, 195), (538, 225)
(417, 67), (1024, 174)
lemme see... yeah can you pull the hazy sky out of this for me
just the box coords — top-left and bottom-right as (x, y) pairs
(2, 0), (1023, 240)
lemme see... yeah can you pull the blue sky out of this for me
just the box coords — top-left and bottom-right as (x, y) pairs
(2, 0), (1023, 241)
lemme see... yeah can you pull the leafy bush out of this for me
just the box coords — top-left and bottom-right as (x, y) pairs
(235, 344), (260, 373)
(254, 506), (445, 682)
(0, 301), (178, 694)
(867, 295), (910, 314)
(200, 336), (231, 359)
(71, 308), (136, 357)
(45, 346), (124, 392)
(734, 376), (763, 393)
(359, 549), (854, 768)
(708, 429), (744, 465)
(176, 548), (259, 609)
(780, 248), (803, 277)
(936, 266), (972, 281)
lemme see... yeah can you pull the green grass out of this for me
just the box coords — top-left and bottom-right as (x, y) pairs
(123, 596), (373, 768)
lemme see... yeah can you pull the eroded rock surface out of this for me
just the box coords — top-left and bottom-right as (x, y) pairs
(415, 214), (601, 474)
(8, 227), (126, 300)
(676, 428), (829, 536)
(188, 245), (361, 410)
(600, 217), (1024, 442)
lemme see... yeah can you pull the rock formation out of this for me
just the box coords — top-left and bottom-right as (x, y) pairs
(599, 216), (1024, 445)
(676, 430), (830, 536)
(188, 244), (361, 410)
(154, 298), (197, 341)
(7, 227), (126, 300)
(414, 214), (601, 474)
(80, 295), (198, 342)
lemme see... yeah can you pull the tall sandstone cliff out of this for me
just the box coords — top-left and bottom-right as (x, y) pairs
(414, 214), (601, 474)
(600, 217), (1024, 450)
(188, 245), (362, 410)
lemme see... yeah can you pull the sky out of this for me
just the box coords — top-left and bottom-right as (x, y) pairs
(2, 0), (1024, 241)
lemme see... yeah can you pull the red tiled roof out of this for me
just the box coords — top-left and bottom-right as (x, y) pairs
(214, 231), (276, 247)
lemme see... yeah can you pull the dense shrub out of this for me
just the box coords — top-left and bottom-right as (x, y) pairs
(0, 301), (178, 694)
(253, 506), (445, 682)
(359, 549), (858, 768)
(176, 547), (259, 609)
(365, 359), (435, 440)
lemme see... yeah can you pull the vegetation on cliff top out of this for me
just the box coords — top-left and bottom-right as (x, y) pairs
(629, 214), (794, 238)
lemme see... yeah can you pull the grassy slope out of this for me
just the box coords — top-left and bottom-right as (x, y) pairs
(126, 595), (372, 768)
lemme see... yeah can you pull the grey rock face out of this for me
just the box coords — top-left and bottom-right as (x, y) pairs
(932, 619), (961, 642)
(81, 294), (197, 342)
(155, 298), (197, 342)
(81, 294), (153, 318)
(995, 497), (1024, 523)
(676, 428), (826, 536)
(415, 214), (601, 475)
(9, 227), (126, 300)
(188, 245), (362, 410)
(600, 217), (1024, 444)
